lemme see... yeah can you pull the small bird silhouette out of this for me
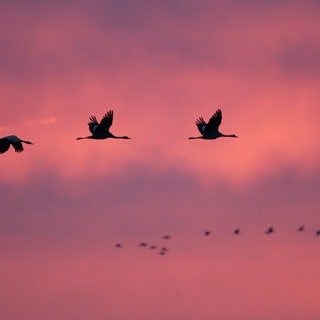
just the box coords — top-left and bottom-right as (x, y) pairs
(204, 231), (211, 236)
(265, 227), (274, 235)
(0, 135), (33, 154)
(149, 245), (157, 250)
(139, 242), (148, 247)
(162, 235), (171, 240)
(77, 110), (130, 140)
(316, 230), (320, 236)
(298, 225), (305, 232)
(233, 228), (241, 235)
(189, 109), (238, 140)
(115, 243), (123, 248)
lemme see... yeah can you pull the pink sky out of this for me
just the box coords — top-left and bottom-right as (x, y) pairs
(1, 1), (320, 319)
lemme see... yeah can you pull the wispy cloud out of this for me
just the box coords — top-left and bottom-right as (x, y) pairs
(23, 117), (59, 127)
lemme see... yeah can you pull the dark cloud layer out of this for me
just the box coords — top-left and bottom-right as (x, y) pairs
(1, 0), (319, 84)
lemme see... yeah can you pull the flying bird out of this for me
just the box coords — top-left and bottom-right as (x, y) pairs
(159, 249), (168, 256)
(265, 227), (275, 235)
(139, 242), (148, 247)
(0, 135), (33, 154)
(204, 231), (211, 236)
(233, 228), (241, 235)
(189, 109), (238, 140)
(298, 225), (305, 232)
(316, 230), (320, 236)
(76, 110), (130, 140)
(162, 235), (171, 240)
(115, 243), (123, 248)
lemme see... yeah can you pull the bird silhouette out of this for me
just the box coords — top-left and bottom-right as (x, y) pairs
(115, 243), (123, 248)
(189, 109), (238, 140)
(298, 225), (305, 232)
(162, 235), (171, 240)
(316, 230), (320, 236)
(76, 110), (130, 140)
(0, 135), (33, 154)
(158, 247), (169, 255)
(204, 231), (211, 236)
(265, 227), (274, 235)
(139, 242), (148, 247)
(233, 228), (241, 235)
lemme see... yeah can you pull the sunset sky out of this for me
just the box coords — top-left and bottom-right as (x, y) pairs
(1, 1), (320, 319)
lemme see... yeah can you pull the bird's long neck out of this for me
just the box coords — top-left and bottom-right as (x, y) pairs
(76, 136), (93, 140)
(21, 140), (33, 144)
(219, 133), (238, 138)
(188, 136), (203, 139)
(110, 134), (130, 139)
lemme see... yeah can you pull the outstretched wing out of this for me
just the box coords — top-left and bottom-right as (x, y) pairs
(0, 138), (11, 153)
(195, 117), (207, 135)
(205, 109), (222, 135)
(88, 116), (99, 134)
(0, 136), (24, 153)
(12, 141), (24, 153)
(97, 110), (113, 134)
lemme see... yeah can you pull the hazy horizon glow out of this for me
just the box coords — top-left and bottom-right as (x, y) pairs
(1, 1), (320, 319)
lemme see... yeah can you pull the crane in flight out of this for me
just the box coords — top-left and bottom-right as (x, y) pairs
(77, 110), (130, 141)
(0, 135), (33, 154)
(189, 109), (238, 140)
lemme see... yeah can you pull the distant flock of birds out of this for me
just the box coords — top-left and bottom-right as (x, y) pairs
(115, 226), (320, 256)
(0, 109), (238, 153)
